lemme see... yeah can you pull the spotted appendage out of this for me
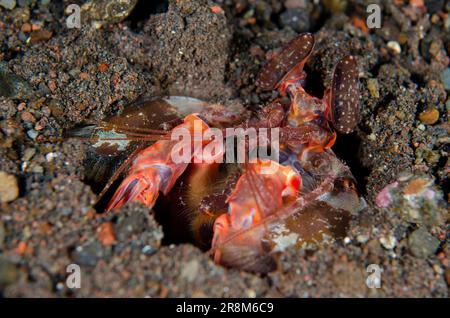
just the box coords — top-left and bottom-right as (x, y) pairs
(329, 56), (359, 134)
(256, 33), (314, 91)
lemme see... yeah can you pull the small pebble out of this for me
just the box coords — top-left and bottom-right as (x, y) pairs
(26, 129), (38, 140)
(20, 111), (35, 122)
(379, 235), (397, 250)
(81, 0), (138, 27)
(429, 41), (441, 58)
(21, 23), (31, 33)
(387, 41), (402, 54)
(445, 15), (450, 30)
(34, 118), (46, 131)
(210, 5), (224, 14)
(367, 133), (376, 141)
(141, 245), (157, 255)
(27, 29), (52, 44)
(408, 227), (440, 258)
(432, 263), (443, 275)
(68, 69), (81, 78)
(98, 222), (116, 246)
(48, 80), (56, 92)
(17, 102), (26, 111)
(45, 152), (57, 162)
(0, 171), (19, 203)
(403, 177), (432, 196)
(55, 282), (65, 291)
(0, 0), (16, 10)
(356, 234), (369, 244)
(418, 107), (439, 125)
(367, 78), (380, 98)
(98, 63), (109, 73)
(22, 147), (35, 161)
(31, 165), (44, 173)
(38, 82), (50, 95)
(246, 289), (256, 298)
(441, 68), (450, 90)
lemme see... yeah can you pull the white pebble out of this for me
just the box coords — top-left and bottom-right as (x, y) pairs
(46, 152), (57, 162)
(387, 41), (401, 54)
(27, 129), (38, 140)
(380, 235), (397, 250)
(367, 133), (376, 141)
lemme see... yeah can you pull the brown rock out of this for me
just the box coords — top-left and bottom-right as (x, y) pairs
(48, 80), (56, 92)
(28, 30), (52, 44)
(20, 111), (35, 122)
(17, 102), (26, 111)
(0, 171), (19, 203)
(21, 23), (31, 33)
(418, 108), (439, 125)
(403, 178), (431, 196)
(34, 118), (46, 131)
(98, 63), (109, 73)
(98, 222), (116, 246)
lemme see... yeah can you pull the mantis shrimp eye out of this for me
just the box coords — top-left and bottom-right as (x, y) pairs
(335, 178), (357, 192)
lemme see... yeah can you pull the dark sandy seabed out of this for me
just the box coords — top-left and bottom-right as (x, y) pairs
(0, 0), (449, 297)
